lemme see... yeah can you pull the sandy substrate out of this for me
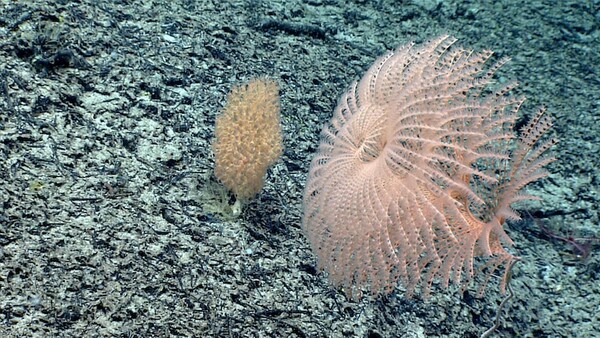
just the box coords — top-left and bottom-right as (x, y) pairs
(0, 0), (598, 337)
